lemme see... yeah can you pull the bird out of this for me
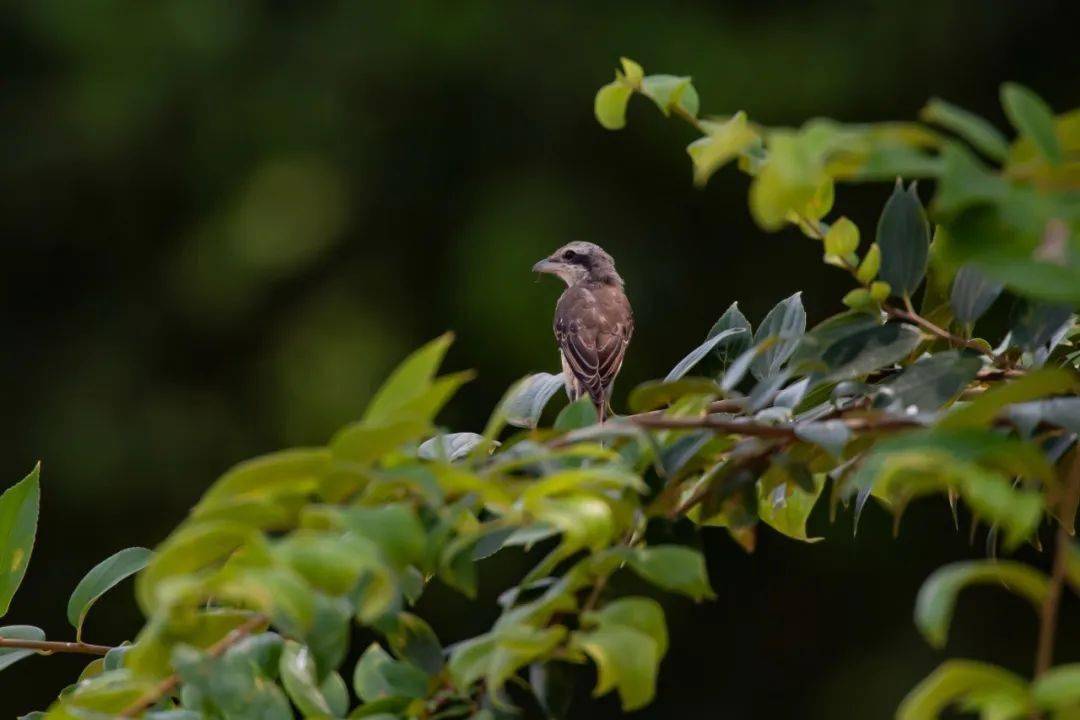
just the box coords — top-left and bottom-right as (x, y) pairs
(532, 242), (633, 422)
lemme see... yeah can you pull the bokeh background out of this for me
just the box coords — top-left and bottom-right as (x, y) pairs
(2, 1), (1078, 716)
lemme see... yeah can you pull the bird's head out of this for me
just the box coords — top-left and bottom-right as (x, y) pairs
(532, 241), (623, 287)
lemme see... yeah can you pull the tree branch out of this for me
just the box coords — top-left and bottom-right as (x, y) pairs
(119, 613), (269, 717)
(885, 305), (998, 360)
(0, 636), (112, 657)
(1034, 449), (1080, 679)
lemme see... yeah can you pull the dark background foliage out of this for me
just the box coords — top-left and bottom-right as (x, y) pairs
(1, 1), (1077, 716)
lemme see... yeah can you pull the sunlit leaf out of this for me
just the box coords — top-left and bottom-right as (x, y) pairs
(571, 625), (659, 711)
(628, 377), (722, 413)
(757, 472), (825, 543)
(915, 560), (1048, 648)
(686, 111), (758, 185)
(921, 98), (1009, 162)
(897, 660), (1030, 720)
(0, 465), (40, 620)
(640, 75), (698, 118)
(594, 81), (633, 131)
(1001, 82), (1062, 164)
(1033, 664), (1080, 710)
(364, 333), (454, 424)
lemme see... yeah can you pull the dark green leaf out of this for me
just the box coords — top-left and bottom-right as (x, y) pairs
(751, 292), (806, 380)
(554, 398), (598, 431)
(625, 546), (715, 601)
(0, 464), (40, 618)
(1011, 301), (1073, 351)
(708, 302), (753, 370)
(1008, 398), (1080, 438)
(881, 350), (982, 412)
(875, 181), (930, 297)
(528, 662), (575, 720)
(920, 98), (1008, 161)
(942, 368), (1079, 429)
(0, 625), (45, 672)
(950, 266), (1003, 326)
(821, 324), (922, 381)
(1001, 82), (1062, 164)
(794, 421), (850, 459)
(915, 560), (1048, 648)
(666, 327), (747, 382)
(382, 612), (444, 675)
(67, 547), (152, 638)
(353, 642), (429, 702)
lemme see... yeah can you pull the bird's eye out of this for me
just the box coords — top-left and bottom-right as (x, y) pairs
(562, 250), (576, 261)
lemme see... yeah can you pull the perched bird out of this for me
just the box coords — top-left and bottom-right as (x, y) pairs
(532, 242), (633, 422)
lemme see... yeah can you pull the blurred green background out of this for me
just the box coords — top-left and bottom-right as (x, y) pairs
(2, 1), (1078, 716)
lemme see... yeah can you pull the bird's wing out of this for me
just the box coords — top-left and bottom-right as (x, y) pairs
(554, 286), (633, 405)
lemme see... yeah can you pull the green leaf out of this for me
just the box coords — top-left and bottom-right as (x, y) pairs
(331, 419), (430, 466)
(364, 333), (454, 424)
(497, 372), (566, 430)
(194, 448), (330, 515)
(914, 560), (1048, 648)
(594, 81), (633, 131)
(751, 292), (806, 380)
(1033, 664), (1080, 710)
(418, 433), (490, 462)
(708, 302), (753, 370)
(339, 504), (428, 569)
(1001, 82), (1063, 164)
(920, 98), (1009, 162)
(0, 464), (40, 618)
(856, 243), (882, 284)
(1011, 301), (1073, 352)
(353, 642), (429, 702)
(757, 473), (825, 543)
(794, 420), (850, 460)
(824, 217), (860, 259)
(1008, 398), (1080, 438)
(640, 75), (698, 118)
(619, 57), (643, 85)
(279, 640), (337, 717)
(554, 398), (598, 431)
(748, 131), (827, 231)
(686, 111), (758, 185)
(582, 597), (668, 658)
(627, 377), (722, 413)
(882, 350), (982, 412)
(942, 368), (1080, 429)
(897, 660), (1030, 720)
(67, 547), (152, 640)
(571, 625), (659, 711)
(949, 265), (1003, 326)
(625, 546), (715, 601)
(875, 180), (930, 297)
(0, 625), (45, 672)
(666, 327), (747, 382)
(821, 323), (922, 381)
(381, 612), (444, 675)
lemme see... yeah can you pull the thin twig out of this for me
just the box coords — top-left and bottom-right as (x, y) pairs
(119, 613), (269, 717)
(885, 305), (998, 360)
(1034, 450), (1080, 679)
(627, 412), (920, 437)
(0, 636), (112, 657)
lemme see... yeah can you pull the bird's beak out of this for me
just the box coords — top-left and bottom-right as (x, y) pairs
(532, 258), (558, 274)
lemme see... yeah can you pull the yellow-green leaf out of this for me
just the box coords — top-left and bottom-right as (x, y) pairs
(0, 464), (39, 618)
